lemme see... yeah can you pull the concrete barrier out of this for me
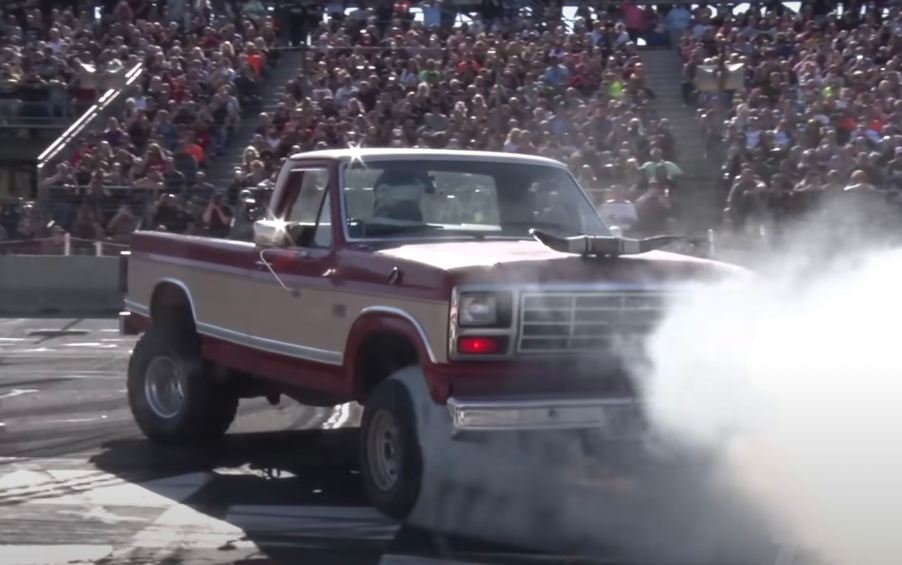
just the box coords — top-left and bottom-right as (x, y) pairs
(0, 256), (122, 315)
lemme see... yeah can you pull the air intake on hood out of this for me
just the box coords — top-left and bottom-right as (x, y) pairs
(531, 229), (684, 257)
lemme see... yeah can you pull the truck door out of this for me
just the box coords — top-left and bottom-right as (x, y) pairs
(250, 165), (343, 368)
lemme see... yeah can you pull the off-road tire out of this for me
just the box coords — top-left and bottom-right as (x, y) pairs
(359, 377), (423, 519)
(127, 326), (238, 444)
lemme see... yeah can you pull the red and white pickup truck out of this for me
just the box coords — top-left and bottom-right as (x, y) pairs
(120, 148), (732, 519)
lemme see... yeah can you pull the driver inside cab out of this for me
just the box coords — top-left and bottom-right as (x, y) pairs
(371, 169), (436, 223)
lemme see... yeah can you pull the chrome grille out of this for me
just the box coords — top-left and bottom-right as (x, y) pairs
(517, 292), (667, 353)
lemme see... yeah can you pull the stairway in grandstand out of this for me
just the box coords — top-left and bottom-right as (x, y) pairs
(639, 47), (721, 230)
(205, 48), (305, 192)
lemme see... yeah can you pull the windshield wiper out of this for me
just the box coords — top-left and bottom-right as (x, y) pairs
(531, 229), (685, 257)
(348, 219), (445, 237)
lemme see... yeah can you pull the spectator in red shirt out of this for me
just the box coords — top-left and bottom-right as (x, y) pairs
(183, 135), (205, 166)
(140, 143), (167, 176)
(245, 44), (265, 78)
(622, 1), (649, 42)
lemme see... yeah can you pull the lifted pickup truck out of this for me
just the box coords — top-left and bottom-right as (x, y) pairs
(121, 148), (732, 519)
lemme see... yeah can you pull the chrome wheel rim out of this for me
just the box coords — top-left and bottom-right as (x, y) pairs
(367, 410), (402, 492)
(144, 356), (186, 420)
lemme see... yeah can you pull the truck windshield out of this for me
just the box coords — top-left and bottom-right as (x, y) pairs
(342, 159), (609, 240)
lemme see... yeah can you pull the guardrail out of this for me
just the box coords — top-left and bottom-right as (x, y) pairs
(35, 63), (144, 201)
(0, 235), (130, 257)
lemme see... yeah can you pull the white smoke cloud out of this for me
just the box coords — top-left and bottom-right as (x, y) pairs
(640, 243), (902, 565)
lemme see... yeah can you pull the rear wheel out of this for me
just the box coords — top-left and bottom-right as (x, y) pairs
(127, 326), (238, 444)
(359, 377), (423, 519)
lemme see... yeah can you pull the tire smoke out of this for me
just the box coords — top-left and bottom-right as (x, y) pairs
(639, 229), (902, 565)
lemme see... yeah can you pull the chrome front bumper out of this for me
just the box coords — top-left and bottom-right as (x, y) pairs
(446, 396), (642, 435)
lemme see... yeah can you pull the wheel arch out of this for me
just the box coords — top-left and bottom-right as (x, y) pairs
(345, 308), (440, 401)
(149, 278), (198, 333)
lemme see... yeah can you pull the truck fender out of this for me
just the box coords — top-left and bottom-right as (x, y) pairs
(149, 278), (198, 330)
(343, 308), (445, 400)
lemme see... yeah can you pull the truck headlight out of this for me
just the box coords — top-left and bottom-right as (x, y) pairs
(457, 292), (513, 328)
(451, 290), (514, 358)
(459, 293), (498, 326)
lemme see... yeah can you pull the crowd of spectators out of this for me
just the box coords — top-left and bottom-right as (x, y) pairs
(1, 0), (138, 123)
(2, 0), (703, 249)
(0, 0), (280, 247)
(682, 1), (902, 234)
(230, 1), (690, 236)
(24, 0), (884, 249)
(8, 0), (902, 253)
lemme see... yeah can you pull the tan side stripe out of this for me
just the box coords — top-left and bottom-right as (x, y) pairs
(124, 299), (343, 366)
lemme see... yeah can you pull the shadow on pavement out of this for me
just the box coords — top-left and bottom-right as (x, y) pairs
(90, 429), (569, 565)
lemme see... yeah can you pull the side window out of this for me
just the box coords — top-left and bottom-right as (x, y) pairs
(286, 168), (329, 225)
(285, 168), (332, 248)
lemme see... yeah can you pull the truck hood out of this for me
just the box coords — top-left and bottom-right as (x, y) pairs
(375, 239), (740, 287)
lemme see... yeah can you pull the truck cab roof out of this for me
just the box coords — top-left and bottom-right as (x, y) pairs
(288, 148), (569, 169)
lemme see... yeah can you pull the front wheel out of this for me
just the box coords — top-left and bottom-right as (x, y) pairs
(359, 377), (423, 520)
(127, 326), (238, 444)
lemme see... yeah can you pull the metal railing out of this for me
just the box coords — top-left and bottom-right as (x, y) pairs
(40, 183), (196, 230)
(35, 63), (144, 201)
(0, 99), (75, 128)
(0, 234), (130, 256)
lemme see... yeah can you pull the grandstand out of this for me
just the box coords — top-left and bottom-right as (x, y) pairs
(1, 0), (895, 253)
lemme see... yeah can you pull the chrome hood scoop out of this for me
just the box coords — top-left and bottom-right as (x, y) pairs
(530, 229), (686, 258)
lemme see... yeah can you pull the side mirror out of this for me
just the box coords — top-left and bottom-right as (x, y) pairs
(254, 219), (317, 248)
(253, 219), (290, 247)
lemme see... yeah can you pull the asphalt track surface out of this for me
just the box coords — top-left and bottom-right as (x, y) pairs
(0, 318), (608, 565)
